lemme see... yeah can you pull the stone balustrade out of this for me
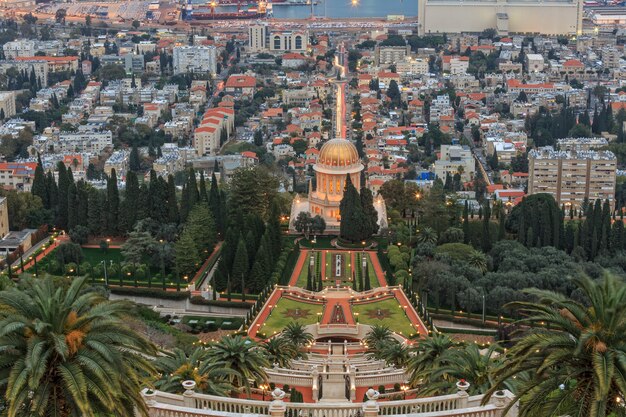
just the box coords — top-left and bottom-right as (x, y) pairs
(143, 383), (518, 417)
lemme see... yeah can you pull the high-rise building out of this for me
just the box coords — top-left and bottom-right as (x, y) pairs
(247, 24), (308, 53)
(172, 46), (217, 75)
(528, 146), (616, 209)
(248, 24), (268, 52)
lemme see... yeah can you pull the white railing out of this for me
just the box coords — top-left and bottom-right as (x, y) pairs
(379, 394), (461, 415)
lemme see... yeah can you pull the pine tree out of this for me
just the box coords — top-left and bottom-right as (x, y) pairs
(179, 184), (190, 223)
(106, 169), (120, 234)
(185, 203), (217, 255)
(364, 261), (371, 291)
(249, 245), (270, 293)
(498, 208), (506, 240)
(175, 229), (200, 279)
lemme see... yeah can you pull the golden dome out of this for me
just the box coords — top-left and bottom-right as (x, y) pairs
(317, 138), (360, 168)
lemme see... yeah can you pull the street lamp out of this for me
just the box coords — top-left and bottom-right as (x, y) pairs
(401, 384), (409, 399)
(260, 384), (268, 401)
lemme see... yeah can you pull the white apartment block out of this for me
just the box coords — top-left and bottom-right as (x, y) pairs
(3, 40), (35, 59)
(172, 46), (217, 75)
(528, 146), (617, 209)
(375, 45), (410, 65)
(433, 144), (475, 182)
(526, 53), (545, 72)
(396, 58), (429, 75)
(56, 130), (113, 155)
(449, 57), (469, 75)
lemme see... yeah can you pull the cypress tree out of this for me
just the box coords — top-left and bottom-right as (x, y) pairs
(208, 172), (222, 235)
(180, 184), (190, 223)
(199, 171), (208, 203)
(56, 162), (70, 230)
(46, 171), (57, 211)
(498, 208), (506, 240)
(267, 199), (282, 255)
(339, 175), (367, 242)
(87, 188), (103, 236)
(120, 171), (139, 233)
(364, 261), (371, 291)
(32, 155), (48, 208)
(518, 198), (527, 245)
(67, 182), (78, 231)
(107, 169), (120, 234)
(129, 145), (141, 172)
(360, 186), (379, 237)
(230, 235), (249, 293)
(481, 202), (492, 252)
(167, 175), (179, 224)
(76, 181), (89, 227)
(186, 167), (199, 210)
(462, 201), (469, 244)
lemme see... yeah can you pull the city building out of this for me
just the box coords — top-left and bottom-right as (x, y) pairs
(418, 0), (583, 36)
(526, 53), (545, 72)
(433, 144), (475, 182)
(0, 60), (48, 86)
(0, 92), (16, 119)
(289, 138), (387, 233)
(224, 74), (257, 97)
(0, 197), (8, 239)
(248, 24), (308, 53)
(172, 46), (217, 75)
(375, 45), (411, 65)
(0, 162), (37, 192)
(0, 0), (36, 8)
(528, 146), (617, 209)
(557, 137), (609, 151)
(3, 40), (36, 59)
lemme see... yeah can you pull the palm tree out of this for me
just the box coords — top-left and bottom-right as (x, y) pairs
(363, 324), (394, 350)
(0, 276), (156, 417)
(153, 348), (235, 396)
(280, 322), (313, 348)
(468, 250), (488, 273)
(428, 343), (506, 396)
(416, 227), (438, 245)
(262, 337), (300, 368)
(377, 340), (410, 368)
(205, 335), (269, 393)
(486, 274), (626, 417)
(407, 333), (455, 387)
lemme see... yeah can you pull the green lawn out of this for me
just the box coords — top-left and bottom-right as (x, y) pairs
(352, 297), (417, 337)
(81, 248), (125, 264)
(258, 297), (323, 338)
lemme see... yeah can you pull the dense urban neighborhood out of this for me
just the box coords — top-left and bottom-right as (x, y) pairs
(0, 1), (624, 416)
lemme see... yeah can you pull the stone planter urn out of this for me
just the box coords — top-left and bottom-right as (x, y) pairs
(182, 380), (196, 396)
(493, 390), (506, 407)
(143, 389), (156, 406)
(456, 380), (470, 392)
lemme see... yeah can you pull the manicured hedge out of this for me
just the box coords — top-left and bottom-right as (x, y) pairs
(189, 296), (252, 309)
(110, 287), (190, 300)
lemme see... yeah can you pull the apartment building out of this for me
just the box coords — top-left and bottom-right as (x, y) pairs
(375, 45), (411, 65)
(396, 58), (429, 75)
(3, 40), (36, 59)
(433, 144), (475, 182)
(56, 130), (113, 155)
(248, 24), (308, 53)
(0, 92), (16, 119)
(0, 162), (37, 192)
(0, 60), (48, 86)
(172, 46), (217, 75)
(193, 108), (235, 156)
(528, 146), (617, 209)
(557, 137), (608, 152)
